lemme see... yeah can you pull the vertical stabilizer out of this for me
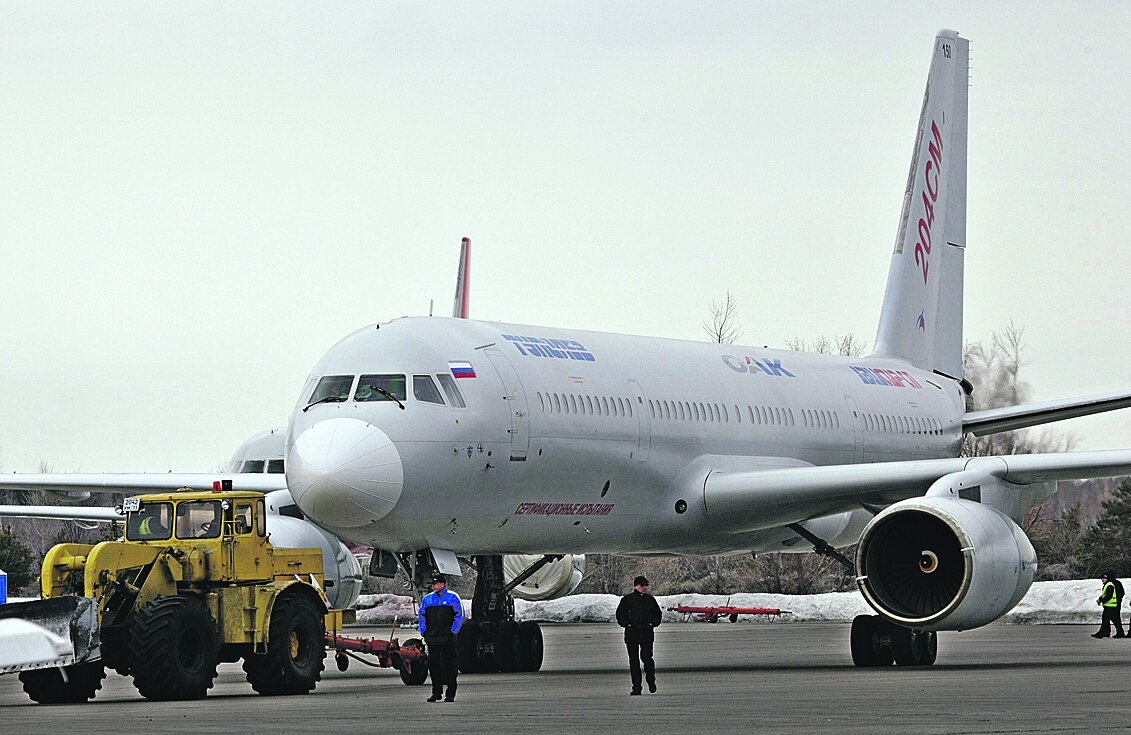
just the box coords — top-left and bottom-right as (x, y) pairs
(452, 236), (471, 319)
(873, 30), (968, 380)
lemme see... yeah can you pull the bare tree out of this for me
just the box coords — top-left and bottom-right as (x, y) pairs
(670, 554), (760, 595)
(753, 553), (854, 595)
(701, 291), (742, 345)
(785, 334), (867, 356)
(961, 322), (1076, 457)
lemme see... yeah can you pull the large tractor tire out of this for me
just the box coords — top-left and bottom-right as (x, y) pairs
(19, 661), (105, 704)
(128, 596), (219, 701)
(243, 592), (325, 695)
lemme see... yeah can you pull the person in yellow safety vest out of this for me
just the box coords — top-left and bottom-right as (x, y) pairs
(1092, 573), (1124, 639)
(137, 506), (168, 540)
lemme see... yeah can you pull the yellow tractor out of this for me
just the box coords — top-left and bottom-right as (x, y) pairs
(0, 487), (346, 703)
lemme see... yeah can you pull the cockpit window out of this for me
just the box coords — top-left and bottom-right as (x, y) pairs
(413, 375), (445, 405)
(355, 374), (406, 402)
(310, 375), (354, 404)
(240, 460), (265, 474)
(267, 459), (285, 474)
(435, 374), (467, 408)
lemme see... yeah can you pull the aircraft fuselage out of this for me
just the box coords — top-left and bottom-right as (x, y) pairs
(285, 317), (965, 556)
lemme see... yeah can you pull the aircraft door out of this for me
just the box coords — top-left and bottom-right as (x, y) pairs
(629, 379), (651, 461)
(483, 348), (530, 461)
(844, 396), (863, 463)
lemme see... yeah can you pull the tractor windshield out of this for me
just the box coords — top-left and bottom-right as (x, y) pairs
(127, 502), (173, 542)
(175, 500), (223, 540)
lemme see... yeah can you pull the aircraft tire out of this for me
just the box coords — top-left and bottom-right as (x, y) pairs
(19, 661), (105, 704)
(893, 627), (938, 666)
(457, 621), (482, 673)
(398, 639), (428, 685)
(850, 614), (894, 667)
(517, 621), (544, 672)
(128, 595), (218, 700)
(475, 623), (498, 673)
(495, 621), (522, 672)
(243, 592), (325, 695)
(920, 631), (938, 665)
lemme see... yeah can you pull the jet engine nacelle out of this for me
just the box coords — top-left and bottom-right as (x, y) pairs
(856, 497), (1036, 631)
(503, 554), (586, 601)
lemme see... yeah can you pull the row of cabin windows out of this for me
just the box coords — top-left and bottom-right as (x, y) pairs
(651, 398), (728, 420)
(747, 404), (794, 427)
(862, 413), (943, 435)
(649, 399), (799, 428)
(533, 393), (943, 438)
(801, 408), (841, 430)
(310, 373), (467, 408)
(536, 392), (634, 418)
(535, 392), (846, 433)
(649, 399), (733, 424)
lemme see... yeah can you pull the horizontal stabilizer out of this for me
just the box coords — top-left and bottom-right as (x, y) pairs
(963, 390), (1131, 436)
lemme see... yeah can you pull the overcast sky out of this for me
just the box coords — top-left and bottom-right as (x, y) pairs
(2, 3), (1129, 472)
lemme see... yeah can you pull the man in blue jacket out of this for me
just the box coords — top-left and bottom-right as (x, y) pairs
(418, 573), (464, 702)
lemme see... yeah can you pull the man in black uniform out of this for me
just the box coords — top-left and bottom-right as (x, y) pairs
(615, 575), (662, 695)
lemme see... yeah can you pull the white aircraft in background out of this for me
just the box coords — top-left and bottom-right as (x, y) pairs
(5, 30), (1131, 673)
(0, 428), (363, 611)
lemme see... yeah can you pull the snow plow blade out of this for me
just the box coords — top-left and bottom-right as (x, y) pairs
(0, 596), (100, 674)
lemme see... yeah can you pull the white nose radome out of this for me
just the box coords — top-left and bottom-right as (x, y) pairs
(287, 418), (403, 528)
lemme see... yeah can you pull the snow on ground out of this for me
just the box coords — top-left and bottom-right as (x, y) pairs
(353, 579), (1110, 626)
(11, 580), (1110, 626)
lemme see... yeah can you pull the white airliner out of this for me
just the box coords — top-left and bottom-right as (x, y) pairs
(5, 30), (1131, 671)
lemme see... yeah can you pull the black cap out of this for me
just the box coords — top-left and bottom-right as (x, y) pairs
(431, 574), (447, 584)
(633, 575), (650, 587)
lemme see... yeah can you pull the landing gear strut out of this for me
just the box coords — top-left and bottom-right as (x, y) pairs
(458, 555), (544, 673)
(400, 551), (546, 674)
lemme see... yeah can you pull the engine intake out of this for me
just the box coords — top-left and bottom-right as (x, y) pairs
(856, 497), (1036, 631)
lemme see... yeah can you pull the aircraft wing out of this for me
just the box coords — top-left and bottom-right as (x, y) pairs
(0, 505), (122, 522)
(962, 390), (1131, 436)
(0, 473), (288, 499)
(703, 449), (1131, 533)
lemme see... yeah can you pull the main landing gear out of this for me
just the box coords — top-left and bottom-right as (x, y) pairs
(458, 555), (544, 673)
(785, 523), (938, 668)
(400, 551), (546, 674)
(850, 615), (937, 667)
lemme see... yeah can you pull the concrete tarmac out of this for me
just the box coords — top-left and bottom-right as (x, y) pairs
(2, 622), (1128, 734)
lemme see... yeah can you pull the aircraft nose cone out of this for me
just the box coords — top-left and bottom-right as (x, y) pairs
(287, 418), (403, 528)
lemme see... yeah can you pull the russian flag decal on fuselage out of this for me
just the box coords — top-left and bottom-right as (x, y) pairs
(449, 361), (476, 379)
